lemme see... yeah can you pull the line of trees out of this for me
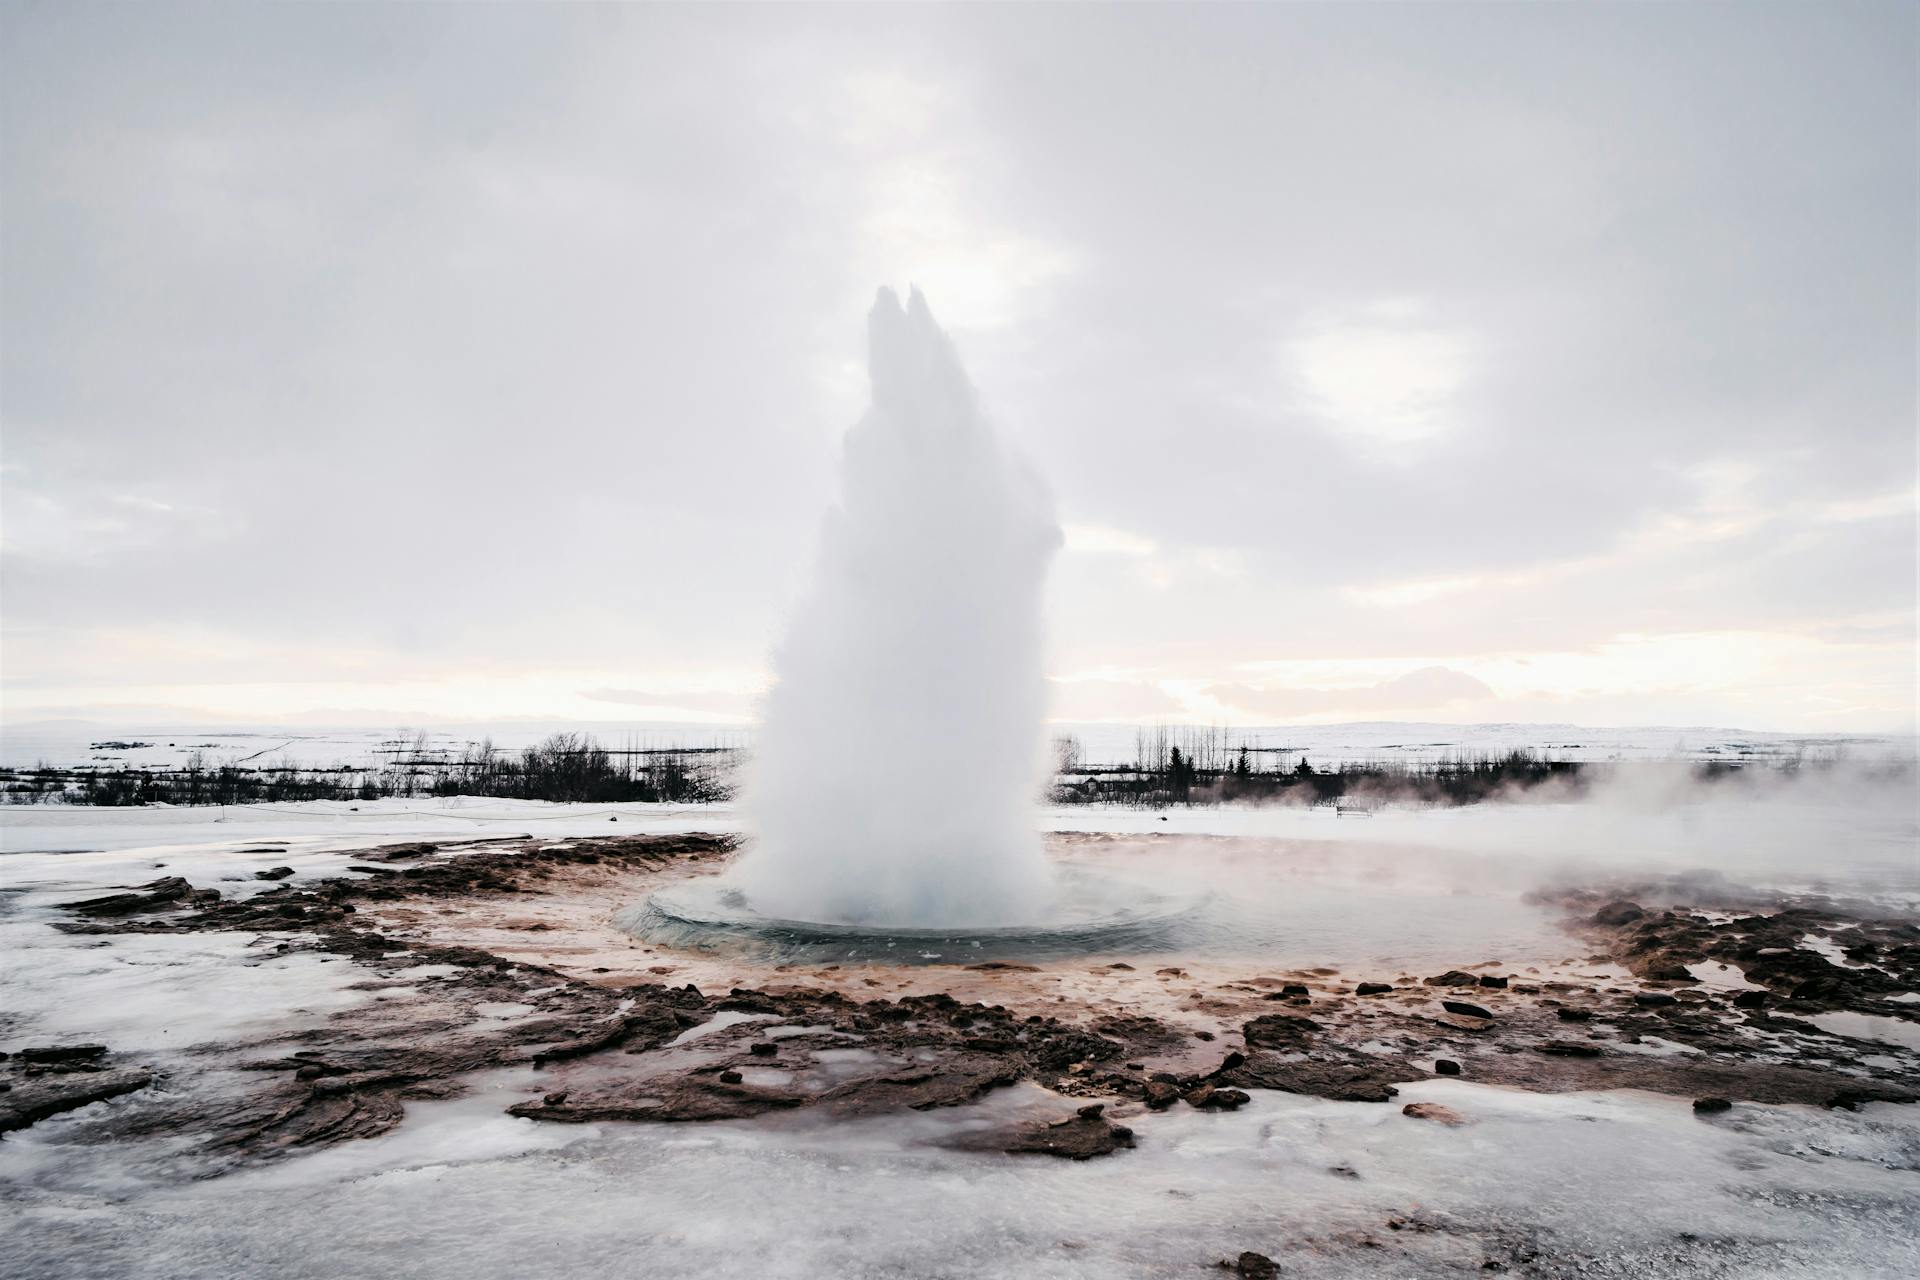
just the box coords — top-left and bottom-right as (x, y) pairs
(1050, 741), (1585, 808)
(2, 734), (732, 807)
(11, 730), (1885, 811)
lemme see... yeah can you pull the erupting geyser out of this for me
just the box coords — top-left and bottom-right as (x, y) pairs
(732, 287), (1061, 927)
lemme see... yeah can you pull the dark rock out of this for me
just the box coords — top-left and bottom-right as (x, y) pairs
(1442, 1000), (1494, 1020)
(1004, 1105), (1135, 1160)
(717, 1070), (742, 1084)
(1279, 984), (1310, 997)
(1434, 1059), (1462, 1076)
(1242, 1014), (1320, 1048)
(1232, 1252), (1279, 1279)
(531, 1008), (684, 1067)
(1645, 963), (1696, 983)
(1537, 1041), (1604, 1058)
(254, 867), (296, 881)
(1692, 1097), (1732, 1114)
(1477, 975), (1508, 989)
(0, 1068), (154, 1133)
(1424, 970), (1480, 987)
(1184, 1083), (1250, 1111)
(963, 1036), (1021, 1054)
(1633, 993), (1679, 1008)
(1593, 901), (1646, 927)
(1144, 1080), (1181, 1109)
(1356, 982), (1393, 996)
(1220, 1051), (1420, 1103)
(748, 1042), (778, 1057)
(63, 876), (217, 918)
(1556, 1008), (1593, 1022)
(1731, 990), (1768, 1009)
(19, 1045), (108, 1064)
(1401, 1102), (1466, 1125)
(1028, 1028), (1124, 1072)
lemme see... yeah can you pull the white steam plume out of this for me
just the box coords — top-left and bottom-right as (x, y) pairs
(736, 287), (1060, 926)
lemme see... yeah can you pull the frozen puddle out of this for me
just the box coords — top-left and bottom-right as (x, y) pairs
(6, 1081), (1919, 1279)
(663, 1010), (775, 1047)
(1811, 1011), (1920, 1053)
(1686, 960), (1762, 992)
(1801, 933), (1883, 972)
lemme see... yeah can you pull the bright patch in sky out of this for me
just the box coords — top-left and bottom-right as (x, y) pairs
(1289, 302), (1475, 447)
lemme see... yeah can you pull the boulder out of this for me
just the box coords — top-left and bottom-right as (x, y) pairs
(1441, 1000), (1493, 1020)
(1242, 1014), (1320, 1048)
(1183, 1083), (1250, 1111)
(1004, 1104), (1135, 1160)
(1401, 1102), (1466, 1125)
(1220, 1051), (1420, 1104)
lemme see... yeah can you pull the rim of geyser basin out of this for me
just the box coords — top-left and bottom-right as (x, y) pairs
(620, 866), (1210, 961)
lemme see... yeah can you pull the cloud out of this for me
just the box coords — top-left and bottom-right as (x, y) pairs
(1061, 523), (1157, 556)
(1046, 678), (1183, 722)
(0, 3), (1909, 730)
(578, 688), (758, 716)
(1206, 666), (1496, 720)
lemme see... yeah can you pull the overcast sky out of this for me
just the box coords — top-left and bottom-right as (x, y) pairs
(2, 1), (1914, 732)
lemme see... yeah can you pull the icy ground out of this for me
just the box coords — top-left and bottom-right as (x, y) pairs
(8, 1074), (1918, 1279)
(4, 800), (1919, 1278)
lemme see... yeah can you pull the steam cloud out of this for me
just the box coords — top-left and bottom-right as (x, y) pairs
(736, 288), (1061, 926)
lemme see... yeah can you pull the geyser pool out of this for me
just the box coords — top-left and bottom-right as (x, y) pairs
(625, 865), (1208, 964)
(620, 833), (1581, 968)
(725, 287), (1061, 929)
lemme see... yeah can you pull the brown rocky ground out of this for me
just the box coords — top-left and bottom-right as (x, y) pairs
(17, 830), (1917, 1172)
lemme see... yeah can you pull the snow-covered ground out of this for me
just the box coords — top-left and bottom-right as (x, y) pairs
(5, 797), (1919, 1278)
(8, 1073), (1917, 1279)
(0, 796), (733, 860)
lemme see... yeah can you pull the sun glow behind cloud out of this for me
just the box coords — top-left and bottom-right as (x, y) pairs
(1287, 300), (1477, 449)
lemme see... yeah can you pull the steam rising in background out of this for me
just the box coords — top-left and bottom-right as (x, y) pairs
(737, 289), (1060, 926)
(1050, 761), (1920, 909)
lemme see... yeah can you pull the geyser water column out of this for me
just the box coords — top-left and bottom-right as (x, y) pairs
(734, 287), (1061, 927)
